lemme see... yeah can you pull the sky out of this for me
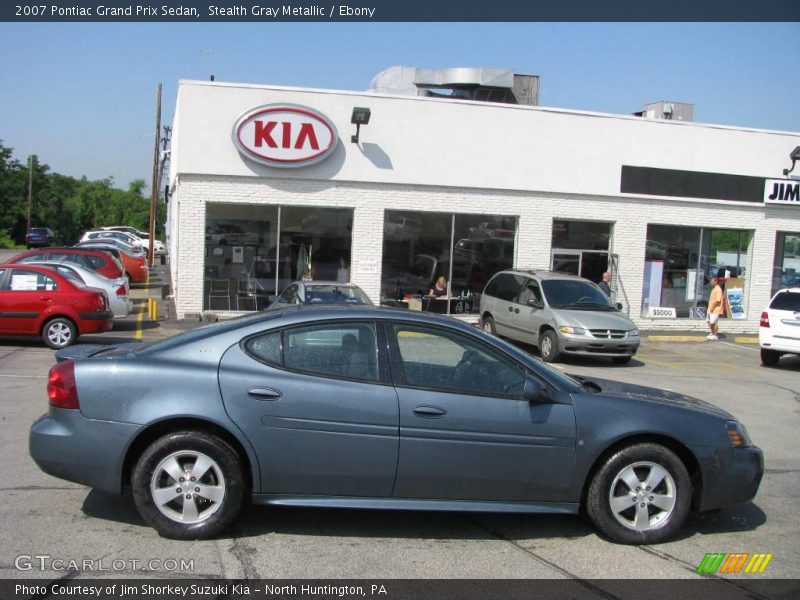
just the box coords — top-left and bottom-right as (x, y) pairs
(1, 22), (798, 190)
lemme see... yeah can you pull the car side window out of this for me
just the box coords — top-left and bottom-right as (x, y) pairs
(278, 285), (299, 305)
(390, 324), (526, 398)
(494, 274), (526, 302)
(246, 322), (379, 382)
(83, 255), (106, 269)
(18, 253), (46, 263)
(8, 269), (58, 292)
(517, 279), (543, 306)
(0, 269), (6, 290)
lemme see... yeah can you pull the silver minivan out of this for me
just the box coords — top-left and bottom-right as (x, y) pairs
(479, 270), (640, 363)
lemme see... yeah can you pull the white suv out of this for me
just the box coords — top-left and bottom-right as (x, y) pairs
(759, 288), (800, 366)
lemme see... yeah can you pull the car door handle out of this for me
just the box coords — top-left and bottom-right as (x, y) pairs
(514, 308), (519, 313)
(248, 387), (282, 401)
(508, 306), (513, 312)
(413, 405), (447, 418)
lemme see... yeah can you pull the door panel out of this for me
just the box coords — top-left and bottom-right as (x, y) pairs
(218, 323), (399, 497)
(0, 269), (58, 334)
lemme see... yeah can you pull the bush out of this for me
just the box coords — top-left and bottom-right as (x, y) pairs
(0, 228), (23, 249)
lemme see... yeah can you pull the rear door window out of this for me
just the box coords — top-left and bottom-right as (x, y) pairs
(770, 292), (800, 311)
(493, 273), (526, 302)
(9, 269), (58, 292)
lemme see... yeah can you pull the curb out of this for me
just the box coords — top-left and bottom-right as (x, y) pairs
(646, 334), (759, 344)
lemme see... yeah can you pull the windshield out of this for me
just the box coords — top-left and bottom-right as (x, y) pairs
(305, 285), (372, 305)
(541, 279), (615, 310)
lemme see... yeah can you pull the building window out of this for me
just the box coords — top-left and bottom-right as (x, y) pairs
(381, 211), (516, 314)
(641, 225), (753, 319)
(204, 204), (353, 311)
(772, 232), (800, 296)
(551, 219), (614, 288)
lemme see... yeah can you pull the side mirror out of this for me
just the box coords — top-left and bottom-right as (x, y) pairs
(523, 376), (550, 403)
(615, 302), (623, 310)
(527, 298), (544, 310)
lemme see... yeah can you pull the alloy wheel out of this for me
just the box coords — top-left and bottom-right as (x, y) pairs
(608, 461), (677, 531)
(150, 450), (226, 524)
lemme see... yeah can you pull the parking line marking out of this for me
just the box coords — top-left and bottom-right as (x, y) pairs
(719, 341), (760, 353)
(0, 374), (46, 379)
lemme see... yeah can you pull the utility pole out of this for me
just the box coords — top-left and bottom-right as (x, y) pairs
(26, 155), (33, 234)
(148, 83), (162, 267)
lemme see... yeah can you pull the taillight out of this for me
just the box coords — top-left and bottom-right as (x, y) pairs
(760, 311), (770, 328)
(115, 285), (126, 297)
(48, 361), (79, 409)
(87, 292), (106, 311)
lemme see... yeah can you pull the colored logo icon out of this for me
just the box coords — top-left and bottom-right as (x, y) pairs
(696, 553), (773, 574)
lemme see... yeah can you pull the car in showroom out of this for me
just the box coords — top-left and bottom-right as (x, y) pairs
(0, 263), (113, 348)
(25, 227), (55, 249)
(8, 248), (125, 281)
(759, 287), (800, 366)
(479, 270), (640, 364)
(24, 261), (131, 319)
(30, 306), (762, 543)
(267, 281), (373, 309)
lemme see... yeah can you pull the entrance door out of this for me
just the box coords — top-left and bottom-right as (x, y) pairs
(551, 250), (609, 285)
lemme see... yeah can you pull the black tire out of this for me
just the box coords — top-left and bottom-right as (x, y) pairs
(760, 348), (780, 366)
(586, 443), (691, 545)
(41, 317), (77, 349)
(612, 356), (632, 365)
(481, 315), (496, 335)
(132, 431), (245, 540)
(539, 329), (560, 363)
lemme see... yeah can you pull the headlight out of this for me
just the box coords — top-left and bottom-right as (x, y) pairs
(559, 326), (585, 335)
(628, 329), (639, 337)
(726, 421), (752, 448)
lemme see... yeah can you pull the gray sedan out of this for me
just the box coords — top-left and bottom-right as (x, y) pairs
(30, 307), (762, 543)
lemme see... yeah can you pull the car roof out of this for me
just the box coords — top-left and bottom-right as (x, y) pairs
(301, 281), (362, 287)
(495, 269), (589, 282)
(12, 247), (107, 257)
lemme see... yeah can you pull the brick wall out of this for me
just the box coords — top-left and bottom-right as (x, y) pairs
(170, 174), (800, 332)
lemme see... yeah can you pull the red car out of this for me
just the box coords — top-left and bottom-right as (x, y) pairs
(0, 264), (113, 349)
(75, 243), (149, 284)
(8, 248), (125, 281)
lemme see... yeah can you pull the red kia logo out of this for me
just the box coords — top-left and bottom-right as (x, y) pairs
(233, 104), (338, 168)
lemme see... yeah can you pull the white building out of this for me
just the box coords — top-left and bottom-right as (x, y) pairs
(166, 68), (800, 331)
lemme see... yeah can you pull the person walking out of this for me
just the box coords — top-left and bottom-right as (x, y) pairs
(707, 276), (724, 340)
(597, 271), (612, 297)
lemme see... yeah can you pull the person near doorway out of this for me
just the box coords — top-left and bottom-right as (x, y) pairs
(597, 271), (612, 297)
(707, 276), (724, 340)
(429, 276), (448, 297)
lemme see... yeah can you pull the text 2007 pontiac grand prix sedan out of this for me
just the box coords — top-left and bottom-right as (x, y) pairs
(30, 307), (763, 543)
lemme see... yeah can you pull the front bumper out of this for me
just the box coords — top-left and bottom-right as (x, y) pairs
(695, 445), (764, 511)
(29, 409), (142, 494)
(558, 334), (640, 357)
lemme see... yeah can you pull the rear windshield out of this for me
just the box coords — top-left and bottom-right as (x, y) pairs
(30, 228), (50, 235)
(305, 285), (372, 305)
(770, 291), (800, 311)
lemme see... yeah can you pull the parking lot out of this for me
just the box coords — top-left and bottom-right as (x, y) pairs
(0, 249), (798, 587)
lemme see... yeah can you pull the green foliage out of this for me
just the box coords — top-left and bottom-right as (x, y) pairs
(0, 140), (166, 246)
(0, 228), (23, 249)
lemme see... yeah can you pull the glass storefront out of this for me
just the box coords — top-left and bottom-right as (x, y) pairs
(551, 219), (614, 290)
(641, 225), (753, 319)
(381, 211), (516, 314)
(772, 232), (800, 296)
(204, 203), (353, 310)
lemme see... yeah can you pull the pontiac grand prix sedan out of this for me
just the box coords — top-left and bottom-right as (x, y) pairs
(30, 307), (763, 543)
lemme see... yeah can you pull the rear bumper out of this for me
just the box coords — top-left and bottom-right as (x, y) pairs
(29, 409), (141, 494)
(695, 445), (764, 511)
(760, 330), (800, 354)
(77, 312), (114, 333)
(558, 335), (639, 357)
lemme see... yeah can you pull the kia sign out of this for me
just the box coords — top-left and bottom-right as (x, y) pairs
(233, 104), (338, 168)
(764, 179), (800, 206)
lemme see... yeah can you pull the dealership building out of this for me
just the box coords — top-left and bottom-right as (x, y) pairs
(166, 67), (800, 331)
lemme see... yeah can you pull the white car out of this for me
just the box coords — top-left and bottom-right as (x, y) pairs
(26, 261), (132, 319)
(759, 287), (800, 366)
(82, 230), (166, 255)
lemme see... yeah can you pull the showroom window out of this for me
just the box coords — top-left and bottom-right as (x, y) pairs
(381, 211), (516, 314)
(204, 204), (353, 311)
(641, 225), (753, 319)
(771, 232), (800, 296)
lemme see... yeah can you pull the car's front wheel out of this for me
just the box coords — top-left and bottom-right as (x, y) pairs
(481, 315), (496, 335)
(42, 317), (77, 349)
(539, 330), (560, 363)
(586, 443), (691, 544)
(132, 431), (244, 540)
(760, 348), (780, 366)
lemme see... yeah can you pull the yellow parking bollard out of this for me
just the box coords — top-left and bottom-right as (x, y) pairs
(147, 297), (158, 321)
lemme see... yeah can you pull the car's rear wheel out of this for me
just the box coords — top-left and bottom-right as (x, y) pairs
(760, 348), (780, 366)
(586, 443), (691, 544)
(481, 315), (496, 335)
(539, 330), (560, 363)
(42, 318), (77, 349)
(132, 431), (244, 540)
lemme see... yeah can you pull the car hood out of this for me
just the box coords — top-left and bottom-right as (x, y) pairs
(569, 374), (733, 419)
(55, 342), (140, 362)
(553, 309), (635, 330)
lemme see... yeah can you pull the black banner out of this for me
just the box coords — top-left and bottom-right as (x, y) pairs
(2, 579), (800, 600)
(2, 1), (800, 22)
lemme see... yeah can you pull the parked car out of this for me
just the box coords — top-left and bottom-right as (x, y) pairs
(25, 227), (55, 249)
(0, 263), (113, 348)
(267, 281), (373, 309)
(29, 306), (762, 542)
(759, 287), (800, 366)
(74, 242), (149, 284)
(100, 226), (148, 238)
(89, 229), (166, 256)
(25, 261), (131, 319)
(8, 248), (125, 281)
(479, 270), (639, 364)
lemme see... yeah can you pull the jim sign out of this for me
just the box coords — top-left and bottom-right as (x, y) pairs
(764, 179), (800, 206)
(233, 104), (338, 168)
